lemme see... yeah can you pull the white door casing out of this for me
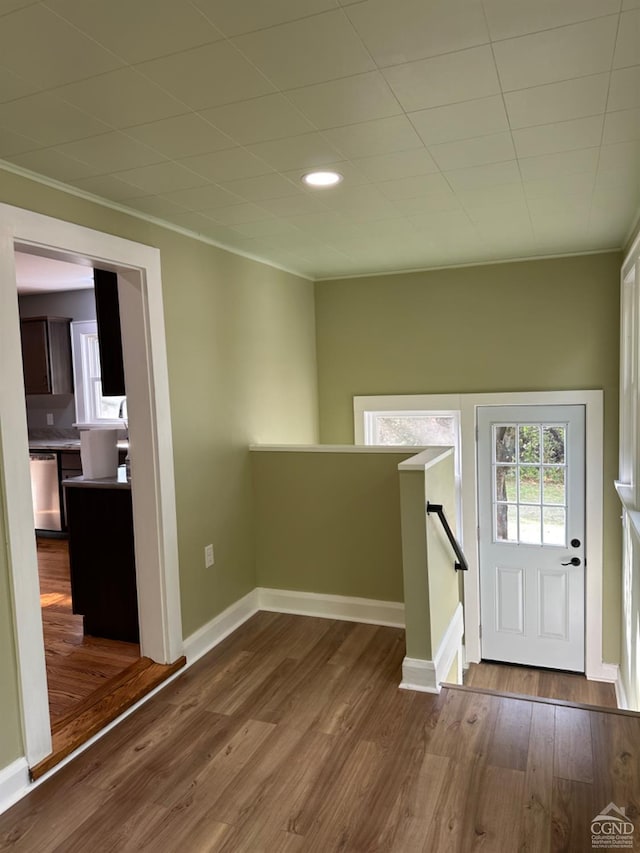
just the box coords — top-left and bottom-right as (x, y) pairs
(477, 405), (586, 671)
(0, 205), (183, 766)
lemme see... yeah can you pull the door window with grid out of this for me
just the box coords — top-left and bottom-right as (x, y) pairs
(493, 422), (567, 546)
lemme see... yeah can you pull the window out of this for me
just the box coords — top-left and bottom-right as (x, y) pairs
(71, 320), (125, 426)
(354, 394), (462, 526)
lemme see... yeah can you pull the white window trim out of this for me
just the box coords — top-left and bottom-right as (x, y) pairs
(354, 390), (609, 682)
(71, 319), (126, 428)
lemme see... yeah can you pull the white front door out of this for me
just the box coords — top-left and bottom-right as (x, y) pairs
(477, 405), (585, 671)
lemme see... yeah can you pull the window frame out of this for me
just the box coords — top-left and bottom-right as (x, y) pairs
(71, 319), (126, 428)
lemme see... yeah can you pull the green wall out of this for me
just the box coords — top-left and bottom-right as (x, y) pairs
(315, 253), (622, 663)
(252, 449), (412, 600)
(0, 170), (318, 767)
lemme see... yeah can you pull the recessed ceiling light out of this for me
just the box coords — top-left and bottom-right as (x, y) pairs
(302, 170), (343, 188)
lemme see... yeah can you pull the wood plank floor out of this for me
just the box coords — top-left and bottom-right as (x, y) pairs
(38, 537), (140, 725)
(465, 660), (618, 708)
(1, 612), (638, 852)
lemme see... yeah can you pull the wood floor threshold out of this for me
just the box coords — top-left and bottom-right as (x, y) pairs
(443, 681), (640, 717)
(31, 655), (186, 781)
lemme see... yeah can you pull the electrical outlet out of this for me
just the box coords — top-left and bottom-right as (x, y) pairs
(204, 544), (214, 568)
(46, 413), (54, 425)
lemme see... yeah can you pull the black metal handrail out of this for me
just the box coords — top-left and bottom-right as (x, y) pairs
(426, 502), (468, 572)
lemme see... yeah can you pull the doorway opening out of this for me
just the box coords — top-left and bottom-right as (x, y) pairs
(0, 205), (183, 775)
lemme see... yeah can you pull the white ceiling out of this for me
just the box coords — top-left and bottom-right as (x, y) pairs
(14, 251), (94, 293)
(0, 0), (638, 279)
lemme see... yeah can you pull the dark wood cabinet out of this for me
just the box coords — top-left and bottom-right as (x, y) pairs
(20, 316), (73, 395)
(93, 268), (126, 397)
(65, 484), (139, 642)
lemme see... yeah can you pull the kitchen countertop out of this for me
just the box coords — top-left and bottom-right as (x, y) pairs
(62, 465), (131, 490)
(29, 439), (129, 452)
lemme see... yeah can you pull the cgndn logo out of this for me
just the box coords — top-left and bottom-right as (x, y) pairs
(591, 803), (635, 849)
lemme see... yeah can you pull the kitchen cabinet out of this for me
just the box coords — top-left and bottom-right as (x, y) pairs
(64, 478), (139, 643)
(20, 316), (73, 395)
(93, 268), (126, 396)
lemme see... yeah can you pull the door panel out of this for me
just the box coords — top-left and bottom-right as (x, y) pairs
(478, 405), (585, 671)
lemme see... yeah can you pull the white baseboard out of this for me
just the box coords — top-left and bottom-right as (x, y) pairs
(183, 589), (259, 665)
(400, 603), (464, 693)
(256, 587), (405, 628)
(615, 669), (632, 711)
(0, 758), (30, 817)
(586, 661), (619, 684)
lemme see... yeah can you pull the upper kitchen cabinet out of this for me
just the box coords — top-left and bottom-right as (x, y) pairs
(20, 316), (73, 395)
(93, 268), (125, 397)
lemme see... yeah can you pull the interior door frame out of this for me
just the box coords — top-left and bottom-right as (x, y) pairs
(354, 389), (612, 682)
(0, 204), (183, 767)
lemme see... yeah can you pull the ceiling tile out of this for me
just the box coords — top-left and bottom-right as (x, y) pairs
(390, 193), (462, 215)
(512, 116), (604, 158)
(492, 17), (618, 92)
(603, 109), (640, 144)
(598, 140), (640, 174)
(505, 74), (609, 130)
(246, 133), (344, 171)
(125, 195), (189, 218)
(382, 46), (501, 112)
(231, 10), (376, 89)
(0, 126), (39, 157)
(70, 174), (145, 202)
(623, 0), (640, 8)
(483, 0), (621, 40)
(0, 0), (38, 13)
(0, 92), (110, 146)
(54, 68), (187, 129)
(345, 0), (489, 66)
(180, 148), (273, 182)
(161, 184), (241, 210)
(608, 67), (640, 112)
(518, 147), (600, 181)
(454, 183), (527, 208)
(285, 72), (402, 129)
(0, 65), (38, 103)
(57, 132), (166, 172)
(258, 194), (329, 216)
(111, 161), (207, 195)
(167, 210), (229, 234)
(137, 42), (276, 111)
(44, 0), (222, 63)
(428, 131), (516, 171)
(375, 172), (454, 200)
(0, 5), (122, 88)
(6, 147), (98, 182)
(208, 203), (273, 225)
(231, 218), (302, 239)
(192, 0), (337, 36)
(353, 147), (439, 180)
(124, 114), (233, 159)
(614, 9), (640, 69)
(444, 159), (522, 190)
(323, 115), (423, 159)
(409, 95), (508, 146)
(522, 171), (596, 200)
(200, 94), (314, 146)
(218, 172), (302, 202)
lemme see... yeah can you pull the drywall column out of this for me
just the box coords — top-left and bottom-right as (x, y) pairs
(399, 448), (463, 692)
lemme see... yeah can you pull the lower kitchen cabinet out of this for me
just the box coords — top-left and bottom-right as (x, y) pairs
(64, 483), (139, 643)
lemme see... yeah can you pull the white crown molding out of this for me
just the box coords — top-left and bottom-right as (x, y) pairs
(0, 160), (311, 282)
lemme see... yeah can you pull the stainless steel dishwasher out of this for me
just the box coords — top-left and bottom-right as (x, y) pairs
(29, 452), (62, 532)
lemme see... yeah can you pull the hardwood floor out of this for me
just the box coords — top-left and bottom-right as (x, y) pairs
(38, 537), (140, 725)
(464, 660), (618, 708)
(1, 612), (638, 852)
